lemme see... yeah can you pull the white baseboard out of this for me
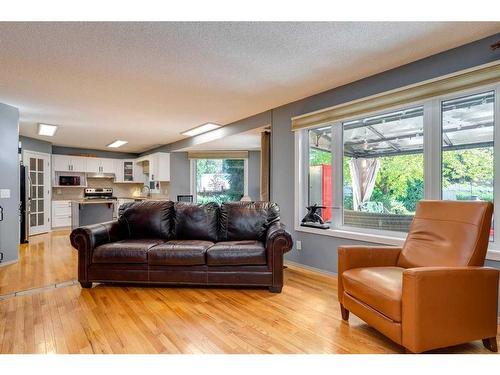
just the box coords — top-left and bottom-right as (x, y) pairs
(0, 259), (18, 268)
(285, 260), (338, 277)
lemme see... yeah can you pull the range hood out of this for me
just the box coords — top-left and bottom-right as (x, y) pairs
(86, 172), (116, 179)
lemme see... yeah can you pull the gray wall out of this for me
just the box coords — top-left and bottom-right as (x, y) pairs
(248, 151), (260, 201)
(19, 135), (52, 154)
(168, 152), (191, 200)
(0, 103), (20, 264)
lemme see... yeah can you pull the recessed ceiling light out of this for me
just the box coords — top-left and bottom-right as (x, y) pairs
(181, 122), (221, 137)
(37, 123), (58, 137)
(107, 140), (128, 148)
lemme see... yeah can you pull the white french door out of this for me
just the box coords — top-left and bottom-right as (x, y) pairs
(23, 151), (51, 235)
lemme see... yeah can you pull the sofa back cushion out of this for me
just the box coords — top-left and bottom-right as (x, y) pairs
(219, 202), (280, 241)
(173, 202), (219, 242)
(119, 200), (174, 240)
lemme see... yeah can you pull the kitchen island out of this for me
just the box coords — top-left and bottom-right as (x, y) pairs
(71, 200), (116, 229)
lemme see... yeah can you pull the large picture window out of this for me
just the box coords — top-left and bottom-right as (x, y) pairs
(296, 82), (499, 255)
(343, 107), (424, 232)
(193, 159), (246, 204)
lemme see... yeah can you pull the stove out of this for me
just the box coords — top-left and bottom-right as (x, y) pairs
(83, 188), (116, 200)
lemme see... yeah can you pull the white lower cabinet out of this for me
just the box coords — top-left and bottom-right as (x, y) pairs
(52, 200), (72, 228)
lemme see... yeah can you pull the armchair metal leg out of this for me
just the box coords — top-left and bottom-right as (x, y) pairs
(340, 304), (349, 321)
(482, 337), (498, 352)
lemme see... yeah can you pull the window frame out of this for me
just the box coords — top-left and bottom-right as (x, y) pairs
(190, 157), (249, 203)
(295, 82), (500, 260)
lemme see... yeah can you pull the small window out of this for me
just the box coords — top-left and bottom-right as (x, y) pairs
(343, 106), (424, 232)
(194, 159), (245, 204)
(308, 126), (332, 223)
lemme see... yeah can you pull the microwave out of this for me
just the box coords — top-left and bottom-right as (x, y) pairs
(59, 175), (81, 186)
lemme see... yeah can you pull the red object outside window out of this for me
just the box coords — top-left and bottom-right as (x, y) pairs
(322, 164), (332, 222)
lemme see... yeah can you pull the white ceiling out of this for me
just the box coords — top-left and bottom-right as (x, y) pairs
(0, 22), (498, 153)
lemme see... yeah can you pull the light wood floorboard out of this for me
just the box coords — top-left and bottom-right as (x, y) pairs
(0, 230), (498, 354)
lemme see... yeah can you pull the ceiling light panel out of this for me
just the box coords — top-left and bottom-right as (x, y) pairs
(181, 123), (221, 137)
(37, 123), (58, 136)
(107, 140), (128, 148)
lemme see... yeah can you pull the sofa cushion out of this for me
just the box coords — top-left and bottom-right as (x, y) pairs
(219, 202), (280, 241)
(148, 240), (214, 266)
(342, 266), (404, 322)
(119, 201), (173, 240)
(173, 202), (219, 242)
(92, 239), (164, 264)
(206, 240), (266, 266)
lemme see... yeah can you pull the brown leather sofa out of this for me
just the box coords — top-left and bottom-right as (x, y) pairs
(338, 200), (499, 353)
(70, 201), (293, 292)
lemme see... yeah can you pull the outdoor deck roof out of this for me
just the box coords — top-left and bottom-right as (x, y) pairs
(309, 91), (495, 158)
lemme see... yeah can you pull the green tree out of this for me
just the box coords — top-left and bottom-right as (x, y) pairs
(309, 149), (331, 166)
(442, 148), (493, 187)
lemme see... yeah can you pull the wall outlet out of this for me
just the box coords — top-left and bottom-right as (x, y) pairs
(296, 240), (302, 251)
(0, 189), (10, 198)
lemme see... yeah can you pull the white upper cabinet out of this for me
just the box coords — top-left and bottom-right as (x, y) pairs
(145, 152), (170, 181)
(52, 155), (87, 172)
(114, 159), (144, 183)
(85, 157), (115, 174)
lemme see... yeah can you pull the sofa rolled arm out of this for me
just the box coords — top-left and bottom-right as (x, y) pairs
(70, 220), (125, 283)
(402, 266), (499, 353)
(265, 221), (293, 254)
(70, 220), (124, 252)
(338, 245), (402, 302)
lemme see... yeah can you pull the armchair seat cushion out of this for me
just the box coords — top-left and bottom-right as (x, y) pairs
(148, 240), (214, 265)
(92, 239), (164, 264)
(206, 240), (266, 266)
(342, 266), (404, 322)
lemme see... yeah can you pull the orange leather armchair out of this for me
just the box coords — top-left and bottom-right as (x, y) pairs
(338, 200), (499, 353)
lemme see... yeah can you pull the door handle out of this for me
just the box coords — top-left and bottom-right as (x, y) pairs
(0, 206), (4, 222)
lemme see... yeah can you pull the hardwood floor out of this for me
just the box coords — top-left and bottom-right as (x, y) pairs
(0, 230), (77, 296)
(0, 230), (498, 354)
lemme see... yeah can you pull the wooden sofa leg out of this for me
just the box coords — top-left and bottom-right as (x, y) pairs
(80, 281), (93, 289)
(483, 337), (498, 352)
(268, 286), (282, 293)
(340, 304), (349, 321)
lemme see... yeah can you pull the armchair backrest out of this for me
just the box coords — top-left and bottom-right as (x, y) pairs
(397, 200), (493, 268)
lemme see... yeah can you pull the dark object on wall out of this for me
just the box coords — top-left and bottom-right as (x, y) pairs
(177, 195), (193, 202)
(0, 204), (3, 262)
(301, 204), (330, 229)
(70, 201), (293, 292)
(490, 40), (500, 50)
(19, 165), (29, 243)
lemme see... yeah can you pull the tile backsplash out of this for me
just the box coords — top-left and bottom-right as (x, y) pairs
(52, 178), (170, 200)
